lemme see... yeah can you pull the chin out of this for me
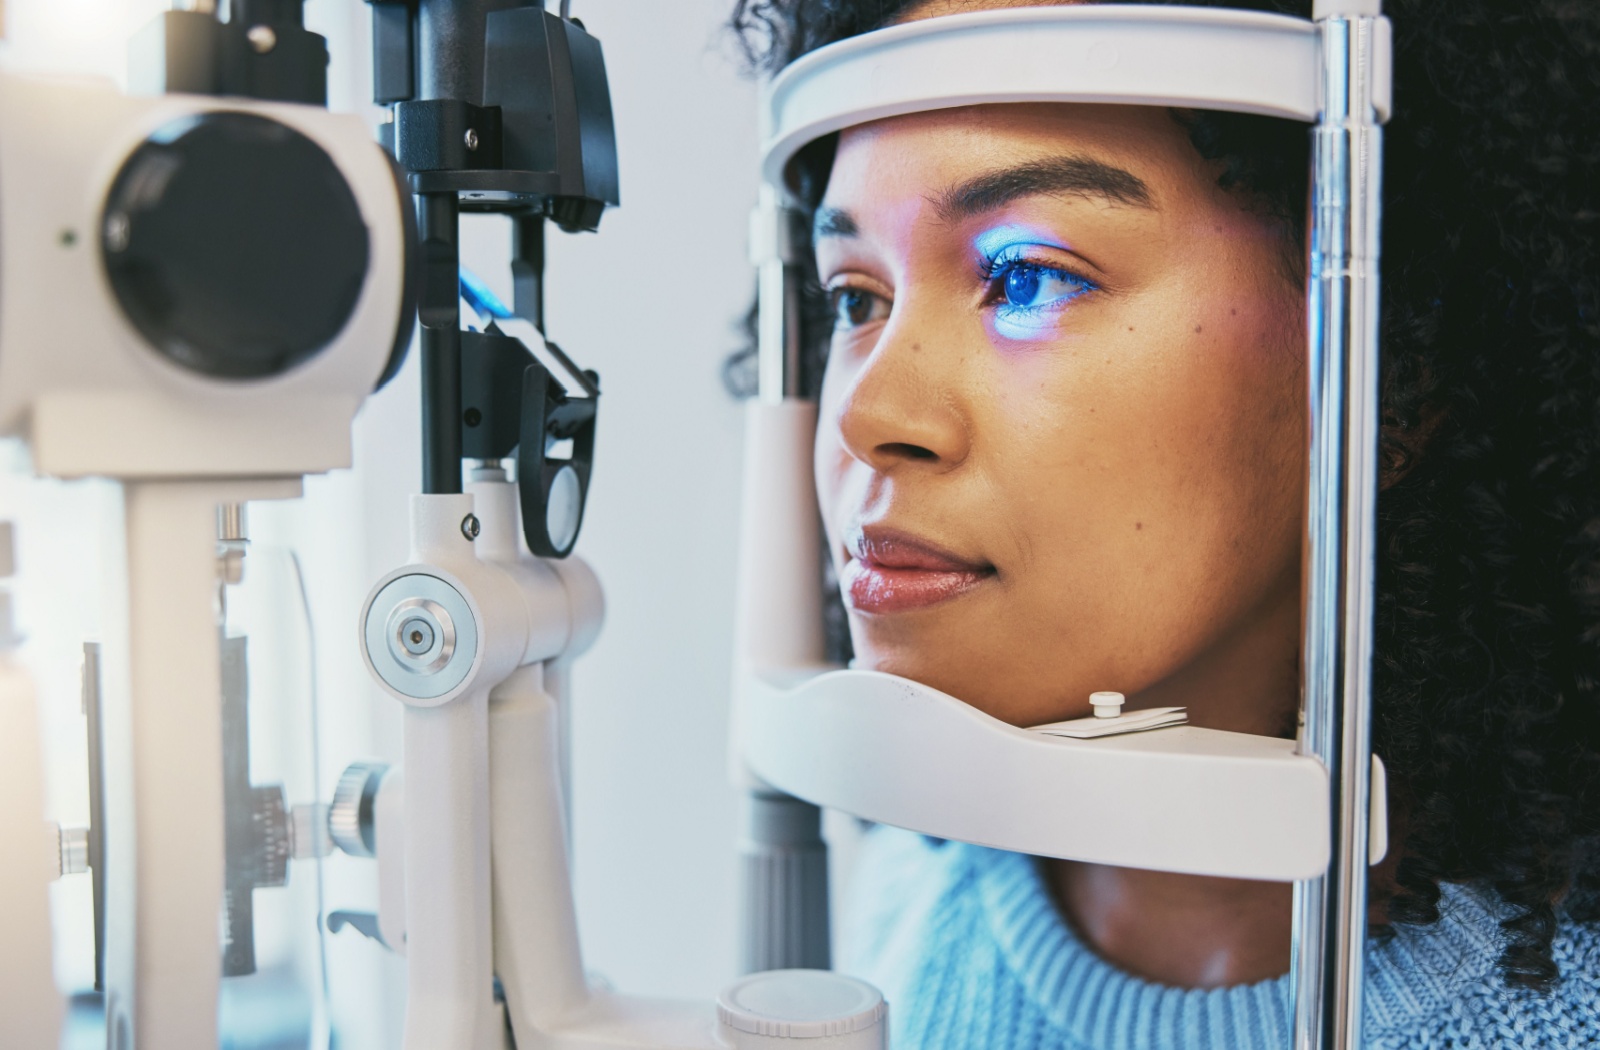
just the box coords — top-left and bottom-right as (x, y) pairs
(848, 629), (1081, 727)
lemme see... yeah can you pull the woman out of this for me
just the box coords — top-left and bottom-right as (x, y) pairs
(728, 1), (1600, 1046)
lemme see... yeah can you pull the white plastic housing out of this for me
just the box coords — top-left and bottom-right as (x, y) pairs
(0, 70), (410, 479)
(0, 653), (62, 1050)
(99, 477), (302, 1049)
(760, 5), (1393, 196)
(730, 400), (830, 794)
(742, 668), (1331, 881)
(718, 971), (886, 1049)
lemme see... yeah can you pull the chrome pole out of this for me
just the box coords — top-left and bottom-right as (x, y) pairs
(752, 185), (807, 403)
(1291, 3), (1386, 1049)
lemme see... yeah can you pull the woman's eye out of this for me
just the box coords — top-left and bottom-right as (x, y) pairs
(997, 263), (1092, 311)
(829, 287), (891, 330)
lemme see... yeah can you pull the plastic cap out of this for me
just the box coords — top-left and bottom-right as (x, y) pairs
(1090, 691), (1125, 718)
(718, 970), (886, 1044)
(1313, 0), (1381, 16)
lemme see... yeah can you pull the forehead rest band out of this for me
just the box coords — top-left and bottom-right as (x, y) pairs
(759, 4), (1392, 201)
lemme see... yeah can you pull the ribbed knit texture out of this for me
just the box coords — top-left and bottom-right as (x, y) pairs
(839, 828), (1600, 1049)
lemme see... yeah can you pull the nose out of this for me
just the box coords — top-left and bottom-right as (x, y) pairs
(834, 312), (971, 473)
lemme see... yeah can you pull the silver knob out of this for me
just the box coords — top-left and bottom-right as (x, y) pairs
(329, 761), (389, 859)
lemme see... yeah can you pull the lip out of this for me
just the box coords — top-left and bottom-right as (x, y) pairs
(841, 526), (995, 614)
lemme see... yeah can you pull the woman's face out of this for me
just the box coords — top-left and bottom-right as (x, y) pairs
(813, 102), (1307, 732)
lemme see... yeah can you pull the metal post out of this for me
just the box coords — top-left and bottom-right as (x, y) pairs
(753, 185), (805, 404)
(738, 791), (831, 973)
(1291, 4), (1385, 1048)
(419, 193), (464, 495)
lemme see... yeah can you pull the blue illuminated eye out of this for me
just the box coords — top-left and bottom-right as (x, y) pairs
(1000, 263), (1090, 310)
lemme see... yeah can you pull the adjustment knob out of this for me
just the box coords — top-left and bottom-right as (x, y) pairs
(329, 761), (389, 859)
(101, 112), (370, 379)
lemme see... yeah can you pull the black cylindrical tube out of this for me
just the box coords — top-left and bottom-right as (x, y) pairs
(416, 0), (528, 104)
(419, 193), (463, 494)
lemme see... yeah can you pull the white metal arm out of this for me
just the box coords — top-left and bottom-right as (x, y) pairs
(0, 532), (62, 1050)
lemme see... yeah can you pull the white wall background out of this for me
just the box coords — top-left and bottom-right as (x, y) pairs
(2, 1), (765, 1045)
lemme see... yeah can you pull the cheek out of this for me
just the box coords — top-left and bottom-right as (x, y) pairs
(812, 350), (858, 539)
(985, 287), (1304, 599)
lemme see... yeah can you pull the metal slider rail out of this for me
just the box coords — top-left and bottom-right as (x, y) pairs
(1294, 3), (1388, 1048)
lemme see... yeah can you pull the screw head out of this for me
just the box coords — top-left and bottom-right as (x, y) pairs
(461, 514), (481, 541)
(247, 25), (277, 53)
(399, 617), (436, 655)
(464, 128), (480, 152)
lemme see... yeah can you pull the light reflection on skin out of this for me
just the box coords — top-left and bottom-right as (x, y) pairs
(973, 223), (1099, 340)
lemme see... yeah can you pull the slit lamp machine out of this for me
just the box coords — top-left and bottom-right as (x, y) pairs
(0, 2), (1391, 1048)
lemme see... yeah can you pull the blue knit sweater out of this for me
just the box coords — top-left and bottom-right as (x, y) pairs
(838, 827), (1600, 1049)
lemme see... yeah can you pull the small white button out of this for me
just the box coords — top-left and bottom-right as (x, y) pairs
(1090, 691), (1125, 719)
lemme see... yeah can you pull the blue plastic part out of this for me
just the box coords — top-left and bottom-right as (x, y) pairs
(460, 268), (513, 322)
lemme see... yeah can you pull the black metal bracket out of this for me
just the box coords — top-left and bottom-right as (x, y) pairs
(130, 3), (330, 106)
(460, 321), (598, 559)
(372, 0), (615, 555)
(366, 1), (618, 231)
(518, 343), (599, 559)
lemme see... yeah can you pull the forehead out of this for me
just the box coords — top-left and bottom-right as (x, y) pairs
(822, 103), (1206, 212)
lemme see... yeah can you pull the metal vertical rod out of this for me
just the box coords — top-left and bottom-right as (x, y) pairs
(1291, 8), (1385, 1050)
(753, 185), (805, 403)
(82, 643), (108, 993)
(419, 193), (464, 495)
(739, 792), (831, 974)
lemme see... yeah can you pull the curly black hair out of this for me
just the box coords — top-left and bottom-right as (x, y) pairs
(727, 0), (1600, 990)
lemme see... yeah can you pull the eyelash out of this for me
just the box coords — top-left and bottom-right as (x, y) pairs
(826, 283), (889, 331)
(976, 250), (1099, 312)
(821, 249), (1097, 334)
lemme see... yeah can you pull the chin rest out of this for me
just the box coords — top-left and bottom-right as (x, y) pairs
(739, 667), (1387, 882)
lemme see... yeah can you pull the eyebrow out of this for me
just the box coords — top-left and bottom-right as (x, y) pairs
(814, 206), (859, 240)
(813, 155), (1154, 242)
(936, 156), (1154, 221)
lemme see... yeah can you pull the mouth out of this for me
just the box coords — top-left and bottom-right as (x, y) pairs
(841, 525), (996, 615)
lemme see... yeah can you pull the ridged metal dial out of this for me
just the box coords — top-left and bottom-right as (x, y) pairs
(329, 761), (389, 859)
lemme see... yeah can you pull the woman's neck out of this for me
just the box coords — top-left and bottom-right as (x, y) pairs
(1047, 861), (1294, 987)
(1047, 579), (1303, 987)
